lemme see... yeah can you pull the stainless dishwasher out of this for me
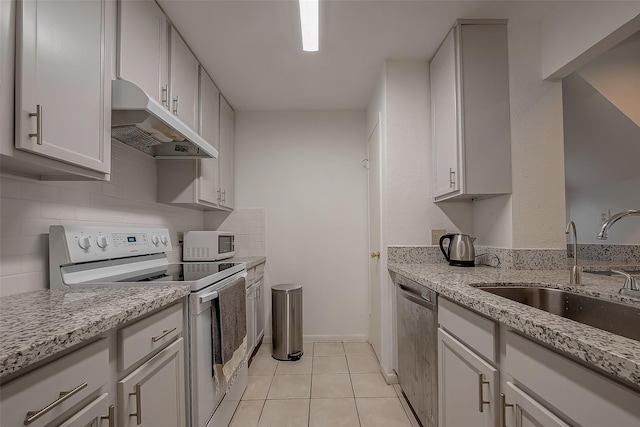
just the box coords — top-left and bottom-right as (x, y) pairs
(395, 274), (438, 427)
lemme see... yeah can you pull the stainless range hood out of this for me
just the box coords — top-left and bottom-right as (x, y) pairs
(111, 80), (218, 159)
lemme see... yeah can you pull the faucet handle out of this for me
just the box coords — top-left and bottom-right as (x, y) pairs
(611, 270), (640, 295)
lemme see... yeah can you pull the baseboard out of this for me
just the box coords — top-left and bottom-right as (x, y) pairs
(381, 364), (398, 384)
(262, 334), (368, 343)
(302, 334), (368, 342)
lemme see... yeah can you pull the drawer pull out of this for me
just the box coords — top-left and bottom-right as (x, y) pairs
(478, 373), (490, 413)
(24, 382), (88, 425)
(130, 383), (142, 425)
(501, 393), (514, 427)
(152, 327), (177, 342)
(101, 405), (115, 427)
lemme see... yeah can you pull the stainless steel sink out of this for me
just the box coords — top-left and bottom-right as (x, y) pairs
(478, 286), (640, 342)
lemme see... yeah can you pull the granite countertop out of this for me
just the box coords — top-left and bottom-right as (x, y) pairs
(388, 262), (640, 388)
(229, 256), (266, 270)
(0, 284), (190, 379)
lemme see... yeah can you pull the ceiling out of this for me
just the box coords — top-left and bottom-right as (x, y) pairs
(158, 0), (558, 111)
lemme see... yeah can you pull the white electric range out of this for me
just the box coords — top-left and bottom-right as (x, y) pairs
(49, 224), (248, 427)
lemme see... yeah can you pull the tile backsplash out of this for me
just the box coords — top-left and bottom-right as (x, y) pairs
(0, 142), (205, 296)
(204, 208), (266, 257)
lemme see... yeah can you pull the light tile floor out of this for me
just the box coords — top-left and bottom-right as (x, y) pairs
(230, 341), (420, 427)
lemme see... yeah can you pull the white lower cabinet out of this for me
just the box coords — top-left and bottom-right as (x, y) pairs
(246, 284), (257, 357)
(438, 328), (499, 427)
(0, 338), (110, 427)
(0, 301), (187, 427)
(118, 338), (186, 427)
(255, 278), (265, 342)
(438, 298), (640, 427)
(58, 393), (114, 427)
(502, 382), (570, 427)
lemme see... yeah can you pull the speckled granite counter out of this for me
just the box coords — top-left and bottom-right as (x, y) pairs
(388, 263), (640, 388)
(228, 256), (266, 270)
(0, 285), (190, 379)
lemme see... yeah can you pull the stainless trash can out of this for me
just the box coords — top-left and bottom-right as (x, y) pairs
(271, 284), (303, 361)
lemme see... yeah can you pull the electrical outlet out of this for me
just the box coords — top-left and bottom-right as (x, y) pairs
(431, 229), (446, 245)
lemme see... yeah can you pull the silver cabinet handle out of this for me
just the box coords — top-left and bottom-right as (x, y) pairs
(478, 373), (490, 413)
(449, 168), (455, 188)
(28, 104), (43, 145)
(222, 190), (226, 203)
(161, 84), (169, 107)
(151, 327), (177, 342)
(501, 393), (514, 427)
(24, 382), (88, 425)
(129, 383), (142, 425)
(173, 95), (179, 115)
(101, 405), (115, 427)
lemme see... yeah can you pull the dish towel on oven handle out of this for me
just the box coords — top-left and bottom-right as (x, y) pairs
(211, 273), (248, 393)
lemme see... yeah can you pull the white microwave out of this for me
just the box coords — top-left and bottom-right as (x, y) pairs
(183, 231), (235, 261)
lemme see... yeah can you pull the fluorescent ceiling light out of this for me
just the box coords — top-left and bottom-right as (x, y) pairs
(299, 0), (319, 52)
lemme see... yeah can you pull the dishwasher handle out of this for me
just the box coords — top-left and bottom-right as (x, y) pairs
(396, 282), (436, 310)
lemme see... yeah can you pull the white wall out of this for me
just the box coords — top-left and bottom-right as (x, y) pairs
(563, 71), (640, 245)
(230, 110), (369, 341)
(541, 2), (640, 80)
(0, 142), (205, 296)
(505, 19), (567, 249)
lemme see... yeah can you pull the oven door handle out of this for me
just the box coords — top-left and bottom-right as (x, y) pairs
(199, 272), (248, 304)
(200, 290), (219, 303)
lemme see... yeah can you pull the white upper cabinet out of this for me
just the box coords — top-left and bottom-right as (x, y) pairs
(430, 20), (512, 202)
(170, 28), (199, 132)
(15, 0), (111, 174)
(219, 95), (235, 210)
(198, 68), (221, 206)
(117, 0), (169, 108)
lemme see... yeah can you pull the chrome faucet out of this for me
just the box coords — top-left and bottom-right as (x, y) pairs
(611, 270), (640, 298)
(597, 209), (640, 240)
(565, 221), (582, 285)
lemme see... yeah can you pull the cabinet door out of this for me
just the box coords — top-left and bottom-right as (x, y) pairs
(170, 28), (199, 132)
(503, 382), (570, 427)
(430, 27), (460, 199)
(117, 0), (169, 108)
(438, 328), (499, 427)
(219, 95), (235, 209)
(256, 279), (265, 341)
(198, 67), (220, 205)
(246, 287), (256, 357)
(58, 393), (114, 427)
(118, 338), (186, 427)
(16, 0), (111, 173)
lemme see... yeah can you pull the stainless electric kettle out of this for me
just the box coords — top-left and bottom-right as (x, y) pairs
(439, 233), (476, 267)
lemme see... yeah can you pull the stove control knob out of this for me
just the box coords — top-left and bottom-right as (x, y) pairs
(96, 236), (109, 249)
(160, 235), (169, 245)
(78, 236), (92, 250)
(151, 235), (161, 246)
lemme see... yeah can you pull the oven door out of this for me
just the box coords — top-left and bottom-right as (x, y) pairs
(189, 272), (247, 427)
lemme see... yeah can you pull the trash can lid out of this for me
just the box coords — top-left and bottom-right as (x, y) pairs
(272, 283), (302, 293)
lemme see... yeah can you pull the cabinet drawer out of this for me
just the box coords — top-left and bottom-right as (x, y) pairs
(506, 331), (640, 427)
(0, 339), (109, 427)
(438, 297), (497, 362)
(119, 303), (183, 371)
(256, 263), (265, 281)
(247, 267), (256, 287)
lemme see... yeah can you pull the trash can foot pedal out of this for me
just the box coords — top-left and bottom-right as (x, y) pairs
(288, 351), (303, 361)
